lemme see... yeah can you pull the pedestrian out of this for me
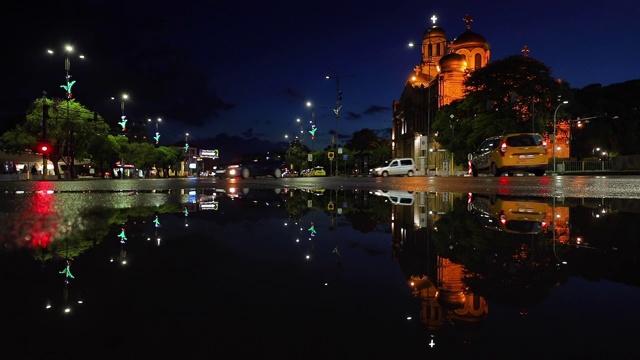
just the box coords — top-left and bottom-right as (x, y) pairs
(31, 165), (37, 176)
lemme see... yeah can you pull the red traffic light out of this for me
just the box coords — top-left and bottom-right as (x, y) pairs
(38, 143), (51, 155)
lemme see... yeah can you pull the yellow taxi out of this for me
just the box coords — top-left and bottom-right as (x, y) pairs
(469, 133), (548, 176)
(310, 166), (326, 177)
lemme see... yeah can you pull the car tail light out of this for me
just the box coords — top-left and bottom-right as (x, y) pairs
(499, 142), (507, 156)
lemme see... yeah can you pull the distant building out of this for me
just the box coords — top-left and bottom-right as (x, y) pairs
(392, 14), (490, 174)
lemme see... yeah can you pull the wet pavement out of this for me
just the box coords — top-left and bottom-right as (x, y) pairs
(1, 179), (640, 358)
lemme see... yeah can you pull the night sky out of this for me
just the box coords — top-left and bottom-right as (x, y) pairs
(3, 0), (639, 154)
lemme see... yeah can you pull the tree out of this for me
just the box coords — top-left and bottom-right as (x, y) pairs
(284, 139), (310, 173)
(1, 97), (111, 178)
(0, 125), (36, 154)
(155, 146), (183, 177)
(345, 128), (379, 151)
(432, 55), (571, 162)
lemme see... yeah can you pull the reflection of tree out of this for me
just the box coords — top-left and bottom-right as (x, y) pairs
(29, 205), (177, 263)
(281, 189), (391, 233)
(342, 193), (390, 233)
(432, 197), (564, 309)
(283, 190), (312, 220)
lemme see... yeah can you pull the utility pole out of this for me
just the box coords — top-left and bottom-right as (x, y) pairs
(326, 69), (354, 176)
(42, 92), (49, 180)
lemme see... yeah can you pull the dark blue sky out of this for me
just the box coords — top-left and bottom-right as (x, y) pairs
(4, 0), (639, 152)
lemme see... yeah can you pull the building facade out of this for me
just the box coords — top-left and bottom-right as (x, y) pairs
(392, 14), (490, 174)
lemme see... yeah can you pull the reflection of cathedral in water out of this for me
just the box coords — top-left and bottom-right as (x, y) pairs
(390, 191), (488, 331)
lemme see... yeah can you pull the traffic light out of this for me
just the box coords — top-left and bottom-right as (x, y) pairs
(37, 142), (51, 155)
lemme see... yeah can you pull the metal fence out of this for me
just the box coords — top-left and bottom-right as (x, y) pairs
(551, 160), (612, 172)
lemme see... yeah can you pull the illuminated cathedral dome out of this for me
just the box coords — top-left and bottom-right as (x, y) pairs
(423, 25), (446, 39)
(452, 29), (489, 50)
(438, 52), (467, 72)
(451, 14), (489, 51)
(408, 71), (431, 88)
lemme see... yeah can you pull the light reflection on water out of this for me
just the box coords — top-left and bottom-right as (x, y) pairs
(1, 185), (639, 358)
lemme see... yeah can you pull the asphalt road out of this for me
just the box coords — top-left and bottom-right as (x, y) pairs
(2, 174), (640, 199)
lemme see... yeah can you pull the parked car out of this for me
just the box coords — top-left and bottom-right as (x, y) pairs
(281, 169), (298, 178)
(224, 157), (284, 179)
(469, 133), (548, 177)
(310, 166), (326, 177)
(371, 158), (416, 177)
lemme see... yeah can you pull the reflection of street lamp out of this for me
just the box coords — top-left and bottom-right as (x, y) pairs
(552, 197), (567, 266)
(553, 100), (569, 173)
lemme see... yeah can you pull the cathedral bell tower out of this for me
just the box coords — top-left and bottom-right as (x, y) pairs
(417, 15), (447, 83)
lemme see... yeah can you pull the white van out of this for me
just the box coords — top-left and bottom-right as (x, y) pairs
(371, 158), (416, 177)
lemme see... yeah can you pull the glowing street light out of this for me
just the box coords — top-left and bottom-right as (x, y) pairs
(307, 101), (316, 151)
(148, 117), (162, 145)
(47, 44), (86, 179)
(553, 100), (569, 173)
(296, 118), (304, 142)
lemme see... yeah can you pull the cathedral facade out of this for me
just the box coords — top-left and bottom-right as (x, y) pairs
(392, 14), (490, 174)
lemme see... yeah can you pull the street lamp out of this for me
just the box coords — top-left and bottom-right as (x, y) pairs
(307, 101), (316, 150)
(112, 94), (129, 179)
(48, 45), (85, 180)
(592, 147), (600, 158)
(148, 117), (162, 145)
(184, 132), (190, 176)
(553, 100), (569, 173)
(325, 69), (354, 176)
(112, 94), (129, 132)
(296, 118), (304, 142)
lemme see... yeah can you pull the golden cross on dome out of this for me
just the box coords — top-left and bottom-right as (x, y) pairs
(430, 15), (437, 25)
(521, 45), (531, 57)
(463, 13), (474, 30)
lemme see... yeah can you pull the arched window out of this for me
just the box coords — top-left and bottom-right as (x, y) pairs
(474, 53), (482, 69)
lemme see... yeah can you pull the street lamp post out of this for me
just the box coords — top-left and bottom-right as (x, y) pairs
(116, 94), (128, 179)
(296, 118), (304, 143)
(449, 114), (458, 175)
(48, 45), (85, 180)
(553, 100), (569, 173)
(307, 102), (315, 168)
(592, 147), (601, 159)
(148, 117), (162, 145)
(184, 133), (190, 176)
(325, 69), (354, 176)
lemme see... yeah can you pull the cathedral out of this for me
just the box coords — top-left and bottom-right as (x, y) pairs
(392, 14), (490, 174)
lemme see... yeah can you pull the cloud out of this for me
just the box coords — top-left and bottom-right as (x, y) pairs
(284, 87), (304, 102)
(345, 111), (362, 120)
(363, 105), (390, 115)
(241, 128), (255, 138)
